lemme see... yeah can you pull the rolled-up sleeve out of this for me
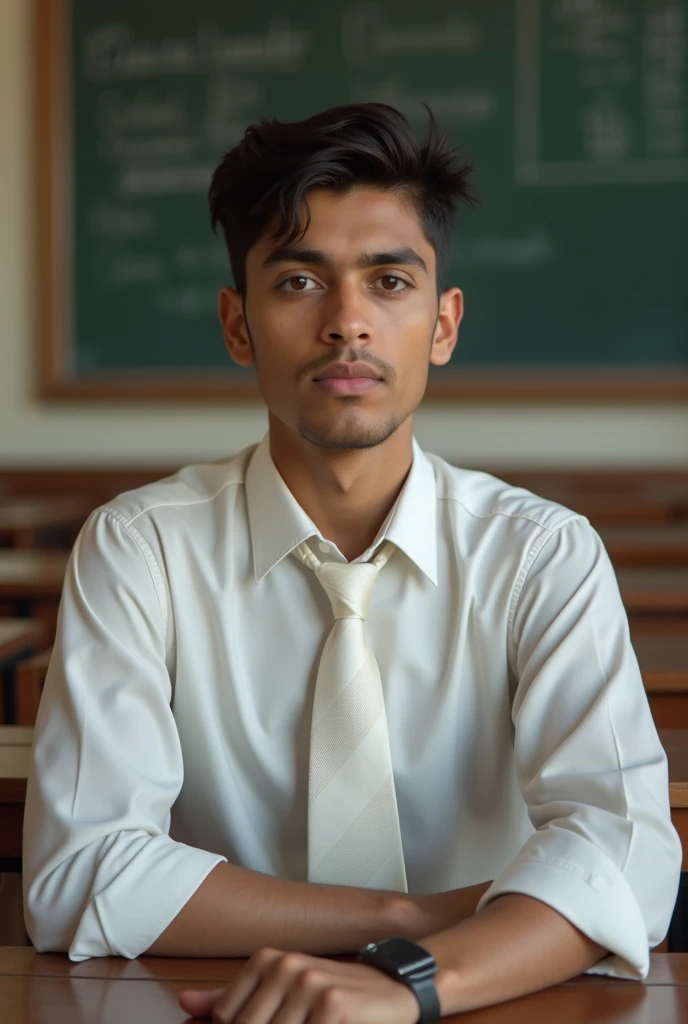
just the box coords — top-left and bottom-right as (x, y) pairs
(475, 516), (682, 980)
(22, 508), (227, 961)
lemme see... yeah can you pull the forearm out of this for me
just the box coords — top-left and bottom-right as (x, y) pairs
(420, 892), (609, 1017)
(145, 862), (493, 958)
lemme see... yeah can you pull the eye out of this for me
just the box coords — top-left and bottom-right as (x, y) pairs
(277, 275), (319, 293)
(276, 274), (412, 294)
(376, 275), (411, 293)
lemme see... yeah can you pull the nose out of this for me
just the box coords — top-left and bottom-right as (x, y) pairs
(319, 280), (372, 347)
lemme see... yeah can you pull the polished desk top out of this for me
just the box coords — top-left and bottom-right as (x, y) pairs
(1, 948), (687, 1023)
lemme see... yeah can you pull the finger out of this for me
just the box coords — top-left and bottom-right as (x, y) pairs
(187, 946), (280, 1022)
(303, 986), (348, 1024)
(265, 968), (339, 1024)
(211, 955), (311, 1024)
(177, 987), (226, 1019)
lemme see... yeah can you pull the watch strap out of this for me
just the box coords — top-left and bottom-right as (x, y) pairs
(405, 970), (441, 1023)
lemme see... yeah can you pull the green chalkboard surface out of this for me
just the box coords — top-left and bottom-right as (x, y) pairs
(39, 0), (688, 400)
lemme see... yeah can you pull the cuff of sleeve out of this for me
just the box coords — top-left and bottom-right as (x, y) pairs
(475, 850), (649, 980)
(68, 837), (228, 961)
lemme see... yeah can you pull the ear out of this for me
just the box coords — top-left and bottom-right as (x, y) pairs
(429, 288), (463, 367)
(218, 287), (254, 367)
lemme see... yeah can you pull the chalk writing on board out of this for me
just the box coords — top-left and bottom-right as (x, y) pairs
(516, 0), (688, 185)
(97, 89), (187, 131)
(175, 244), (228, 273)
(83, 20), (313, 81)
(350, 79), (498, 125)
(644, 6), (687, 157)
(153, 287), (221, 317)
(117, 165), (215, 197)
(341, 3), (480, 64)
(87, 203), (155, 239)
(109, 257), (165, 287)
(204, 79), (264, 147)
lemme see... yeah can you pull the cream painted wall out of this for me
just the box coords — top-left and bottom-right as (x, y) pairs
(1, 0), (686, 468)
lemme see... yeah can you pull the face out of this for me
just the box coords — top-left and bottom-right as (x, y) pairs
(218, 186), (463, 452)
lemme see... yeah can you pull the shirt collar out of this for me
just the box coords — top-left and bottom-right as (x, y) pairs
(245, 430), (438, 587)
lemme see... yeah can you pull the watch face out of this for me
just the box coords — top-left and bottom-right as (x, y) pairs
(374, 938), (436, 976)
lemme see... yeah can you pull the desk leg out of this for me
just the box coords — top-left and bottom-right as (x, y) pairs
(0, 645), (35, 725)
(0, 871), (30, 946)
(668, 872), (688, 952)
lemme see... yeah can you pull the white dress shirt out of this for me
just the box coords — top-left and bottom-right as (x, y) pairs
(23, 430), (682, 977)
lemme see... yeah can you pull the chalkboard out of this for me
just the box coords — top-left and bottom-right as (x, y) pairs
(37, 0), (688, 401)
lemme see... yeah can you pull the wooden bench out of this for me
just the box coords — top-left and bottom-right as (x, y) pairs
(633, 633), (688, 728)
(0, 727), (32, 863)
(0, 728), (32, 944)
(0, 621), (45, 724)
(0, 551), (69, 646)
(14, 650), (52, 727)
(617, 568), (688, 625)
(0, 497), (91, 551)
(599, 524), (688, 566)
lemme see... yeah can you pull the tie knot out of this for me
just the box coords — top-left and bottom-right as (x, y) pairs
(293, 540), (396, 619)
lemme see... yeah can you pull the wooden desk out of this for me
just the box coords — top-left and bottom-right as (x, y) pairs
(14, 649), (52, 726)
(633, 634), (688, 728)
(0, 620), (45, 724)
(617, 568), (688, 616)
(0, 947), (686, 1023)
(600, 524), (688, 566)
(634, 634), (688, 684)
(0, 497), (90, 550)
(578, 495), (685, 525)
(0, 551), (68, 598)
(0, 621), (44, 661)
(0, 551), (69, 644)
(0, 727), (31, 863)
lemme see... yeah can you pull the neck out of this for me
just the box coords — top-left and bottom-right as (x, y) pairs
(268, 416), (414, 561)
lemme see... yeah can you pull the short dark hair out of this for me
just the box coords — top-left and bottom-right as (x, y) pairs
(208, 102), (476, 299)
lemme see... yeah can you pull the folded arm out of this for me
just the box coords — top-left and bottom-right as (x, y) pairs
(420, 517), (682, 1014)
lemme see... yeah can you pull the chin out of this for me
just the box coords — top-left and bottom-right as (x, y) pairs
(296, 415), (400, 451)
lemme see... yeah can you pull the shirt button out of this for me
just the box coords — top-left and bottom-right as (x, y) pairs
(318, 542), (330, 553)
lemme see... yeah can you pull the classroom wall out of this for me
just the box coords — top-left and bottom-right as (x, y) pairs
(1, 0), (686, 468)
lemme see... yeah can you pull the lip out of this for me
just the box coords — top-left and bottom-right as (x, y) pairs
(314, 378), (382, 396)
(314, 362), (382, 381)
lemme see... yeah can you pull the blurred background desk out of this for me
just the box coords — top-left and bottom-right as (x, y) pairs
(0, 497), (90, 551)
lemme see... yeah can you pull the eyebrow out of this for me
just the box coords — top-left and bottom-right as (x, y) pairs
(261, 245), (428, 275)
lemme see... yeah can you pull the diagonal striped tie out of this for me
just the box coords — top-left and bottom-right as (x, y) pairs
(292, 539), (408, 892)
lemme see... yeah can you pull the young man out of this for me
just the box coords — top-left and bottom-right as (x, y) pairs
(24, 103), (681, 1021)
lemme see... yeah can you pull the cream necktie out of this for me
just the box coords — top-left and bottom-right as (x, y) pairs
(292, 538), (408, 892)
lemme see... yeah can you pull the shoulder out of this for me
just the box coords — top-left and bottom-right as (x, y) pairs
(90, 441), (259, 530)
(424, 450), (586, 536)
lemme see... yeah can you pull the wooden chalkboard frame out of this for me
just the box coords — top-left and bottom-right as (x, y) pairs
(36, 0), (688, 403)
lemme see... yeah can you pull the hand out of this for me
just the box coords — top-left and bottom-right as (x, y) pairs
(177, 946), (421, 1023)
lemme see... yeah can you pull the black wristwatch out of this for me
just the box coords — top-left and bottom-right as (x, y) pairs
(357, 937), (441, 1023)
